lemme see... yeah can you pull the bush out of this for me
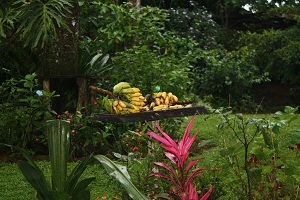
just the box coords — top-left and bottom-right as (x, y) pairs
(0, 73), (57, 149)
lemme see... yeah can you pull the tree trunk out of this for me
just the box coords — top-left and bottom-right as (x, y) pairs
(39, 2), (80, 113)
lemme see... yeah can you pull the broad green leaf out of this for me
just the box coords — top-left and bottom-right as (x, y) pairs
(65, 154), (95, 194)
(71, 177), (96, 197)
(17, 161), (52, 200)
(94, 155), (148, 200)
(47, 119), (70, 192)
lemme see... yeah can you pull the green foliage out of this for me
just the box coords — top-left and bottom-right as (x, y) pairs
(192, 47), (269, 111)
(0, 73), (58, 148)
(215, 106), (300, 199)
(108, 46), (192, 98)
(93, 2), (168, 52)
(12, 0), (72, 49)
(94, 155), (148, 200)
(1, 120), (95, 200)
(239, 27), (300, 85)
(166, 2), (221, 48)
(78, 37), (112, 75)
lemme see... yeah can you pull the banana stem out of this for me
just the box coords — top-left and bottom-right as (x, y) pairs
(89, 86), (113, 97)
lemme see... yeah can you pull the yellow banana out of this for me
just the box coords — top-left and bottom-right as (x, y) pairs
(162, 92), (167, 99)
(131, 97), (144, 102)
(155, 98), (161, 106)
(129, 92), (143, 97)
(165, 96), (170, 105)
(172, 95), (178, 103)
(160, 97), (165, 105)
(131, 87), (140, 93)
(169, 104), (184, 109)
(117, 104), (123, 111)
(127, 108), (139, 113)
(168, 92), (173, 99)
(118, 100), (127, 108)
(155, 92), (162, 98)
(113, 100), (119, 107)
(131, 101), (145, 106)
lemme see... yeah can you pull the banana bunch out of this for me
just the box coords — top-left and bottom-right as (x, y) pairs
(112, 99), (140, 114)
(102, 96), (115, 114)
(111, 82), (146, 114)
(149, 91), (178, 111)
(153, 91), (178, 106)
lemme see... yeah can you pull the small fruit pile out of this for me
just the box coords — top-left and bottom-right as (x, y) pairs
(90, 82), (193, 115)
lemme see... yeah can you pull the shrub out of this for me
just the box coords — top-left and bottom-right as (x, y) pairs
(0, 73), (57, 149)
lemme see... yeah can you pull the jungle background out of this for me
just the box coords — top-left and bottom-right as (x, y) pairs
(0, 0), (299, 155)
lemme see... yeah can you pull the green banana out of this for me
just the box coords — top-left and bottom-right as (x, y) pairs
(103, 96), (114, 113)
(121, 88), (135, 94)
(113, 82), (131, 94)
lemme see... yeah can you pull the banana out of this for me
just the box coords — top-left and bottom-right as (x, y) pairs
(118, 100), (127, 108)
(131, 101), (145, 106)
(131, 104), (141, 111)
(113, 82), (131, 94)
(122, 94), (132, 102)
(172, 95), (178, 103)
(119, 110), (131, 114)
(155, 97), (161, 106)
(113, 100), (119, 107)
(155, 92), (162, 98)
(103, 96), (114, 113)
(164, 96), (170, 105)
(127, 108), (139, 113)
(129, 92), (143, 97)
(121, 88), (135, 94)
(169, 104), (184, 109)
(162, 92), (167, 99)
(131, 97), (144, 102)
(153, 105), (168, 111)
(117, 104), (123, 111)
(131, 87), (141, 93)
(168, 92), (173, 99)
(185, 104), (193, 108)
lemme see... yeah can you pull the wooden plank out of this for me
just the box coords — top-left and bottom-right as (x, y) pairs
(92, 106), (208, 123)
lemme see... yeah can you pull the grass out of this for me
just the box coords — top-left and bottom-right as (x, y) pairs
(1, 110), (299, 199)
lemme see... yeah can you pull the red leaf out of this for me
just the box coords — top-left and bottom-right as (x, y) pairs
(185, 159), (203, 173)
(188, 183), (198, 200)
(184, 168), (207, 190)
(152, 162), (178, 180)
(200, 185), (213, 200)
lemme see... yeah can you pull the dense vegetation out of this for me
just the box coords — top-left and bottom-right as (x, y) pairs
(0, 0), (299, 199)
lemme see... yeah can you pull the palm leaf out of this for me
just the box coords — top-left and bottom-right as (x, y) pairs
(14, 0), (72, 49)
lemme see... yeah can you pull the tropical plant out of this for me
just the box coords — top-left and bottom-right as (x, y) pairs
(1, 119), (95, 200)
(147, 117), (214, 200)
(94, 155), (148, 200)
(217, 106), (300, 199)
(0, 73), (58, 148)
(9, 0), (72, 50)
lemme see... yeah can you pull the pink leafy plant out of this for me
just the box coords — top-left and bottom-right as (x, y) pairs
(147, 117), (213, 200)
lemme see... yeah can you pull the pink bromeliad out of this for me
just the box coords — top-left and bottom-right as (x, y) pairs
(147, 117), (213, 200)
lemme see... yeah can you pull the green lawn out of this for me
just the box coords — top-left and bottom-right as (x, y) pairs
(1, 111), (299, 199)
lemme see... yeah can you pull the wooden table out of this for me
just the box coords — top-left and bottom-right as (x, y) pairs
(92, 105), (208, 123)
